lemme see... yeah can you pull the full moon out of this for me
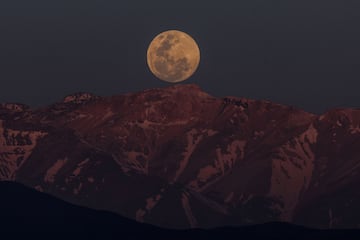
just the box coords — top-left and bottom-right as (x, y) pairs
(147, 30), (200, 83)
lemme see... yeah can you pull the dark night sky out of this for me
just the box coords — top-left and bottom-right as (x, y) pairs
(1, 0), (360, 113)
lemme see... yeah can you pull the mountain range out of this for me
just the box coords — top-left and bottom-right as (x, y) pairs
(0, 84), (359, 229)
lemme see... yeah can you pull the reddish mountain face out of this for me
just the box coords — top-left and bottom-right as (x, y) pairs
(0, 84), (359, 229)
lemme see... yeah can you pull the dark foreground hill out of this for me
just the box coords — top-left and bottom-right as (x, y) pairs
(0, 181), (359, 240)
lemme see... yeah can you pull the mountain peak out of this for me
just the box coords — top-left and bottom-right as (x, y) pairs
(0, 103), (29, 112)
(62, 92), (99, 104)
(139, 84), (210, 97)
(167, 83), (203, 91)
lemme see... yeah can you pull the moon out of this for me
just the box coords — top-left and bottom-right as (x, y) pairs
(147, 30), (200, 83)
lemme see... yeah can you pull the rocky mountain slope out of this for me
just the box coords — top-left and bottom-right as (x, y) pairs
(0, 84), (359, 229)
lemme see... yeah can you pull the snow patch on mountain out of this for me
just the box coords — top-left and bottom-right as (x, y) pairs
(44, 158), (68, 183)
(136, 193), (162, 222)
(215, 140), (246, 175)
(102, 108), (114, 121)
(195, 166), (218, 187)
(63, 93), (98, 104)
(306, 124), (318, 144)
(71, 158), (90, 177)
(336, 120), (342, 127)
(136, 119), (190, 129)
(350, 125), (360, 134)
(124, 151), (149, 174)
(145, 194), (162, 210)
(0, 103), (28, 112)
(206, 129), (218, 137)
(136, 209), (146, 222)
(189, 140), (246, 191)
(0, 120), (47, 180)
(174, 129), (203, 181)
(34, 185), (44, 192)
(72, 167), (82, 177)
(73, 182), (83, 195)
(181, 191), (198, 227)
(239, 193), (254, 204)
(253, 130), (265, 140)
